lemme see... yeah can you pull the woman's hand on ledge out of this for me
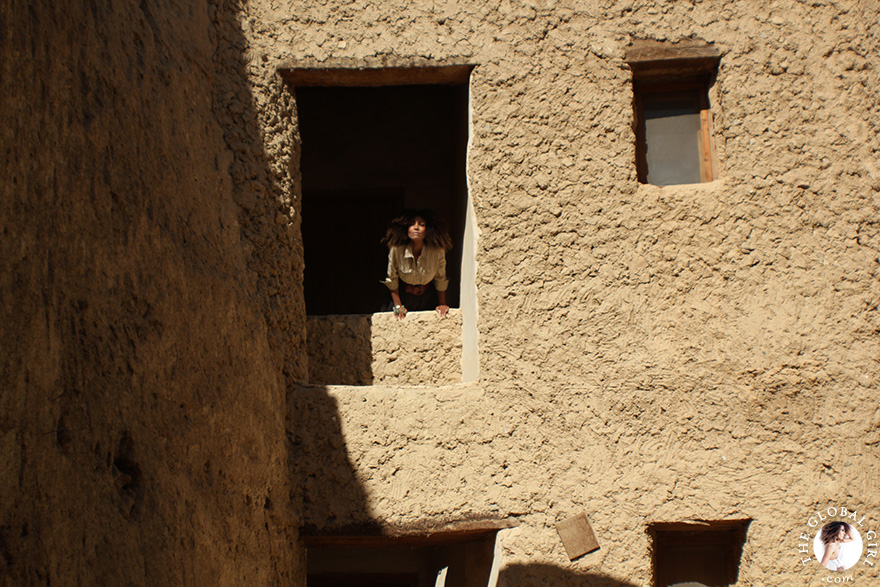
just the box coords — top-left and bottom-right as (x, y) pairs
(436, 305), (449, 317)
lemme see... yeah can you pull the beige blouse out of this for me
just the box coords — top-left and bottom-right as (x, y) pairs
(381, 245), (449, 292)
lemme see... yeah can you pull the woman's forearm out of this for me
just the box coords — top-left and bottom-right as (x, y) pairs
(390, 290), (406, 319)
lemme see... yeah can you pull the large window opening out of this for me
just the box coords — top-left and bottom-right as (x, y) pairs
(295, 81), (470, 316)
(283, 65), (478, 385)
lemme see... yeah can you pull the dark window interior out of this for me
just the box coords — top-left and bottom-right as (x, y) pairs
(296, 84), (469, 315)
(650, 521), (750, 587)
(306, 533), (498, 587)
(309, 574), (419, 587)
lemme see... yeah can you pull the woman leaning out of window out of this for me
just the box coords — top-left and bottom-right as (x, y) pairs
(380, 209), (452, 320)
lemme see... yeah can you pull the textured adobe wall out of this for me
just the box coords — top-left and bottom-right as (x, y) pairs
(2, 0), (873, 585)
(259, 1), (880, 585)
(1, 1), (301, 584)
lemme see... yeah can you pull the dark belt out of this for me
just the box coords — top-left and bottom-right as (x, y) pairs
(403, 283), (428, 295)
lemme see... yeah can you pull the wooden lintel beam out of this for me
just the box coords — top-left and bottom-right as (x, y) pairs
(280, 64), (474, 87)
(301, 518), (518, 547)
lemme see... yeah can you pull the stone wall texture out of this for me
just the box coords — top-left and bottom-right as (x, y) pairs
(4, 0), (880, 586)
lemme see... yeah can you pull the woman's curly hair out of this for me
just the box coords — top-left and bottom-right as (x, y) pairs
(821, 521), (853, 545)
(381, 209), (453, 251)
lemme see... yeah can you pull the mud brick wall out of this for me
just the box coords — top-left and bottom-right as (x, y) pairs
(307, 312), (463, 386)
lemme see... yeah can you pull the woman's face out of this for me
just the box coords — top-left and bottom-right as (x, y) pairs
(838, 527), (848, 541)
(408, 217), (427, 241)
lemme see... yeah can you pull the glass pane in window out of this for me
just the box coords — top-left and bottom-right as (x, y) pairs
(643, 92), (702, 186)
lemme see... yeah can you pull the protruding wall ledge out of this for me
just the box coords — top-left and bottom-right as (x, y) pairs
(301, 517), (518, 547)
(306, 310), (463, 386)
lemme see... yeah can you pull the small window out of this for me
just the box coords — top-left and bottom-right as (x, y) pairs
(649, 520), (750, 587)
(626, 39), (721, 186)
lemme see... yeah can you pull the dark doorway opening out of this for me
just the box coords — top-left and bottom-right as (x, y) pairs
(309, 573), (418, 587)
(296, 83), (469, 316)
(304, 521), (507, 587)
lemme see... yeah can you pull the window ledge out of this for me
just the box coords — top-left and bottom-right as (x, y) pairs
(306, 310), (463, 386)
(294, 380), (482, 396)
(637, 177), (726, 194)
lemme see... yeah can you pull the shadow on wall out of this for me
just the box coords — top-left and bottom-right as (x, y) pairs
(290, 386), (374, 530)
(290, 386), (504, 586)
(306, 316), (374, 385)
(497, 564), (640, 587)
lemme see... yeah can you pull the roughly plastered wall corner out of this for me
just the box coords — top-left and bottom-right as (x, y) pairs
(4, 0), (880, 586)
